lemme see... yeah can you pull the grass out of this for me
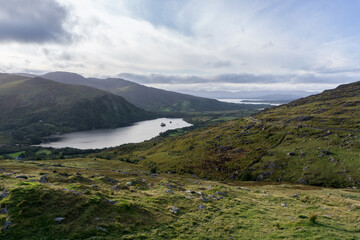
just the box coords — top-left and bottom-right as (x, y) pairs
(0, 158), (359, 239)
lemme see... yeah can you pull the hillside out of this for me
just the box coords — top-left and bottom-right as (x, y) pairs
(0, 158), (359, 239)
(42, 72), (262, 112)
(0, 74), (154, 144)
(99, 81), (360, 187)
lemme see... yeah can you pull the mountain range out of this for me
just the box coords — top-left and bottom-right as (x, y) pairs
(41, 72), (258, 112)
(0, 73), (153, 144)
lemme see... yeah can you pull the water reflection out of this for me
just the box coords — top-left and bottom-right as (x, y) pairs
(39, 118), (192, 149)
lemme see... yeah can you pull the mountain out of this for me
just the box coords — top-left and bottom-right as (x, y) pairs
(41, 72), (262, 112)
(102, 81), (360, 187)
(0, 73), (153, 144)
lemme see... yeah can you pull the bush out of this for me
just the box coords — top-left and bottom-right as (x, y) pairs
(308, 214), (318, 224)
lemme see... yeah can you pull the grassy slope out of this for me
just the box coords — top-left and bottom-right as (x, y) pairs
(42, 71), (266, 112)
(0, 74), (153, 144)
(101, 81), (360, 187)
(0, 158), (359, 239)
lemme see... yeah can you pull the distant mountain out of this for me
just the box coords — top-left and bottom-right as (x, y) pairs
(42, 72), (258, 112)
(0, 73), (153, 144)
(106, 81), (360, 187)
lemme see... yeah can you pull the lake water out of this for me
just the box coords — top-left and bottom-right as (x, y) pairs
(39, 118), (192, 149)
(217, 99), (282, 106)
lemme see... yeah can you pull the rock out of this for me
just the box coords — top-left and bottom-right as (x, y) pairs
(96, 226), (107, 232)
(237, 187), (250, 191)
(111, 185), (122, 191)
(108, 200), (117, 205)
(197, 204), (206, 209)
(200, 195), (208, 202)
(94, 217), (100, 220)
(0, 189), (9, 198)
(54, 217), (65, 222)
(215, 191), (226, 195)
(216, 196), (223, 200)
(0, 207), (7, 214)
(15, 175), (28, 179)
(281, 203), (287, 207)
(125, 182), (133, 186)
(102, 176), (119, 184)
(2, 221), (11, 231)
(166, 184), (176, 189)
(321, 150), (331, 155)
(287, 152), (296, 156)
(165, 189), (174, 194)
(169, 206), (179, 214)
(297, 178), (308, 184)
(39, 174), (48, 183)
(76, 172), (81, 176)
(291, 194), (299, 198)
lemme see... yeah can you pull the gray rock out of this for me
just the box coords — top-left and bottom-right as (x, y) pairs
(39, 174), (47, 183)
(186, 189), (195, 194)
(165, 189), (174, 194)
(102, 176), (119, 184)
(15, 175), (28, 179)
(0, 207), (7, 214)
(291, 194), (299, 198)
(125, 182), (133, 186)
(97, 226), (107, 232)
(197, 204), (206, 209)
(169, 206), (179, 214)
(215, 191), (226, 195)
(54, 217), (65, 222)
(297, 178), (308, 184)
(281, 203), (287, 207)
(2, 221), (11, 231)
(108, 200), (117, 205)
(287, 152), (296, 156)
(0, 189), (9, 199)
(200, 195), (208, 202)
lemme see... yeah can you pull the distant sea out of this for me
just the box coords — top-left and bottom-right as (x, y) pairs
(217, 99), (283, 106)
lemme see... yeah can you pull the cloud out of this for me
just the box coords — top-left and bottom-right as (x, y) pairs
(117, 72), (357, 86)
(0, 0), (73, 43)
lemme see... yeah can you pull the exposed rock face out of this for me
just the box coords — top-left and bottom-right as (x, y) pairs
(39, 174), (48, 183)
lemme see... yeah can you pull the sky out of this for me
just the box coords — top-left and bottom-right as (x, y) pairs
(0, 0), (360, 93)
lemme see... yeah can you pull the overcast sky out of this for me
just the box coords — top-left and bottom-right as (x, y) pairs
(0, 0), (359, 92)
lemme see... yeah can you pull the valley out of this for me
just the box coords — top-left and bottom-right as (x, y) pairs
(0, 75), (359, 239)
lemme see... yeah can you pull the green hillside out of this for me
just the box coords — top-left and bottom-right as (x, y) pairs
(0, 158), (359, 239)
(0, 74), (154, 144)
(42, 72), (265, 112)
(100, 81), (360, 187)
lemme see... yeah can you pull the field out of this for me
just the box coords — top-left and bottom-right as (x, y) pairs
(0, 158), (359, 239)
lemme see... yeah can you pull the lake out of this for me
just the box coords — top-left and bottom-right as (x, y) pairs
(217, 98), (282, 106)
(38, 118), (192, 149)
